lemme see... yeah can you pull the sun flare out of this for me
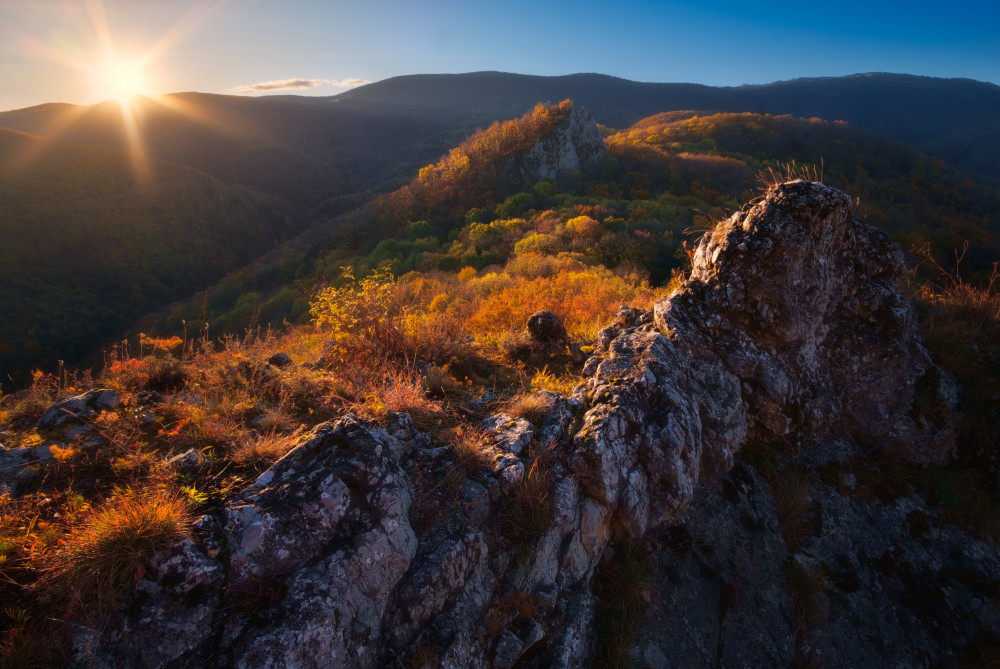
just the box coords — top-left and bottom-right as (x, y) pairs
(88, 52), (151, 104)
(12, 0), (224, 185)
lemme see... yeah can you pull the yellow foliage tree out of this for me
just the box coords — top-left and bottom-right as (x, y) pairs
(310, 266), (406, 363)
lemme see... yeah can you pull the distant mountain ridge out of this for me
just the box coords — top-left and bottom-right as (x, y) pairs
(0, 125), (292, 379)
(336, 71), (1000, 179)
(0, 73), (997, 206)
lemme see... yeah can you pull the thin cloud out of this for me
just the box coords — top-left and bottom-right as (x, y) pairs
(232, 77), (369, 95)
(330, 78), (369, 88)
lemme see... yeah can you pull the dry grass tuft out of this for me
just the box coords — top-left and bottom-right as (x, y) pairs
(447, 427), (495, 472)
(345, 368), (445, 432)
(229, 430), (302, 471)
(768, 466), (817, 551)
(783, 558), (829, 630)
(529, 367), (581, 396)
(407, 642), (442, 669)
(0, 372), (58, 428)
(500, 458), (551, 545)
(503, 392), (554, 427)
(754, 160), (822, 194)
(593, 542), (655, 668)
(41, 488), (191, 608)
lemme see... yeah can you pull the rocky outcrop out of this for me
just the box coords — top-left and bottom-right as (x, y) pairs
(36, 389), (119, 428)
(655, 181), (955, 463)
(80, 182), (992, 668)
(496, 106), (607, 191)
(518, 106), (606, 181)
(631, 437), (1000, 668)
(572, 181), (955, 543)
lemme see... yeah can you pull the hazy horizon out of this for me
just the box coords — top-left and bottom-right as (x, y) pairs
(4, 68), (999, 114)
(2, 0), (996, 112)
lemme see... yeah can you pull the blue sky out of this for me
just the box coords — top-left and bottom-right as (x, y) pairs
(1, 0), (997, 110)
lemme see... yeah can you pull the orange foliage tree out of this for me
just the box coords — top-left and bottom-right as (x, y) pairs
(390, 100), (575, 224)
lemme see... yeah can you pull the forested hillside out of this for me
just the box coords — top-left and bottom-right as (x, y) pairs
(2, 86), (998, 385)
(0, 128), (293, 381)
(140, 104), (999, 344)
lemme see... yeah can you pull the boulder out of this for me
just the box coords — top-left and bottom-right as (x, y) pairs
(654, 180), (955, 463)
(267, 352), (293, 368)
(36, 389), (119, 428)
(0, 443), (57, 492)
(527, 310), (569, 349)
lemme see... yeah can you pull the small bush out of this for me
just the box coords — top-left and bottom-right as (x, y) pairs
(310, 266), (408, 364)
(402, 308), (469, 364)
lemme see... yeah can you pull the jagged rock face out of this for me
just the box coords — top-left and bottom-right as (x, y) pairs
(81, 182), (984, 668)
(79, 415), (423, 668)
(571, 181), (955, 545)
(511, 106), (606, 182)
(572, 311), (747, 537)
(632, 437), (1000, 669)
(655, 180), (955, 462)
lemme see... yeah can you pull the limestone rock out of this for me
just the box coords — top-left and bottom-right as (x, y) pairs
(572, 181), (956, 548)
(171, 392), (206, 407)
(518, 106), (607, 181)
(633, 443), (999, 668)
(81, 414), (419, 668)
(165, 448), (206, 472)
(482, 413), (534, 456)
(0, 443), (57, 492)
(654, 180), (955, 463)
(37, 389), (118, 428)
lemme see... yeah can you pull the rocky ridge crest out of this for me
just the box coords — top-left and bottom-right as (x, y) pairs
(74, 182), (995, 668)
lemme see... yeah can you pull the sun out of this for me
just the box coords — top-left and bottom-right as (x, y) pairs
(88, 52), (152, 104)
(17, 0), (225, 184)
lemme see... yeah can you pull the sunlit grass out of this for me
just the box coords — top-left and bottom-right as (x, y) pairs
(41, 488), (191, 608)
